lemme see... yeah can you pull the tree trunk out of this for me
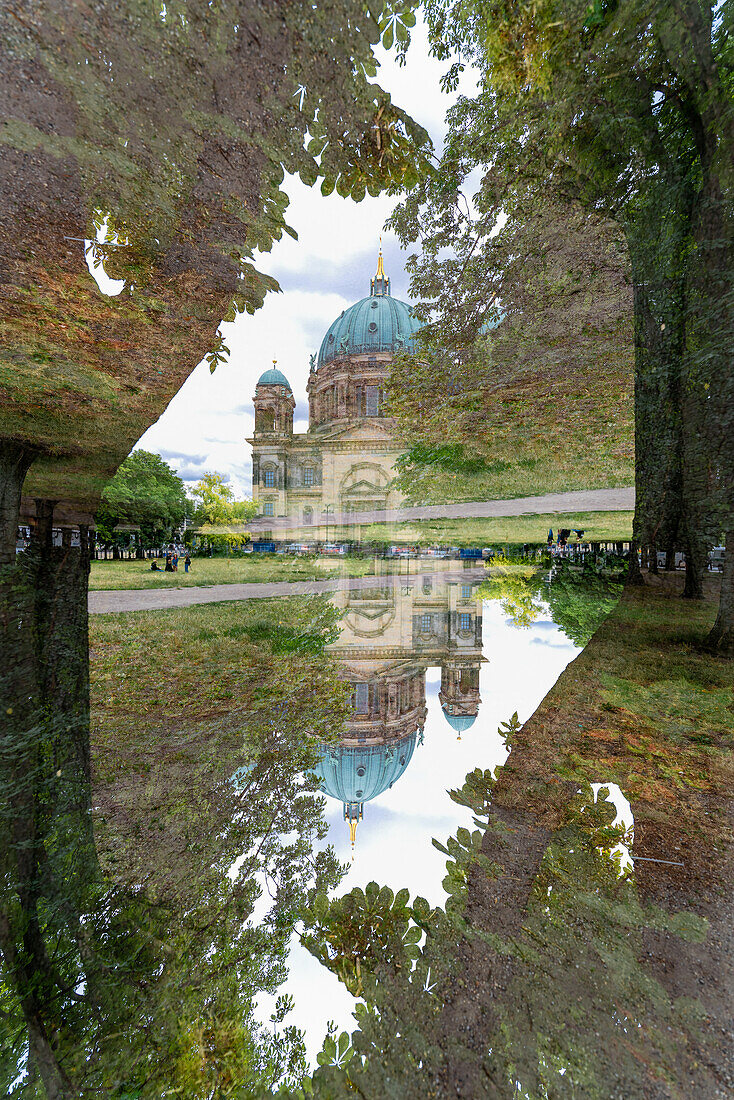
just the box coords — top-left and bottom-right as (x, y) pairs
(683, 531), (706, 599)
(626, 540), (645, 586)
(1, 476), (96, 1096)
(0, 442), (36, 563)
(707, 529), (734, 654)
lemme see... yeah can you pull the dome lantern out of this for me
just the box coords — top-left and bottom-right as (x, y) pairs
(370, 239), (390, 298)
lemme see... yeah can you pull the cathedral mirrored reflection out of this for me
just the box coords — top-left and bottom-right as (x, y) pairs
(314, 559), (486, 849)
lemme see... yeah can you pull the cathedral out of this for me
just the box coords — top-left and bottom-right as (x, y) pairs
(248, 249), (420, 539)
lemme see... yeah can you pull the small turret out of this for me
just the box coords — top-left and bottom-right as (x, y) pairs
(439, 659), (481, 740)
(253, 361), (295, 438)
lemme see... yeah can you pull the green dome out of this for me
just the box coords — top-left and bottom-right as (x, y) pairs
(315, 731), (417, 804)
(441, 709), (477, 734)
(256, 366), (292, 390)
(317, 294), (420, 366)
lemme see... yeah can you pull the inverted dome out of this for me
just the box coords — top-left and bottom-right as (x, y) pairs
(315, 731), (417, 804)
(256, 366), (292, 390)
(441, 709), (477, 734)
(317, 294), (420, 367)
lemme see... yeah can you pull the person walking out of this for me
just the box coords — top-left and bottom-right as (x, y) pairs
(184, 554), (191, 573)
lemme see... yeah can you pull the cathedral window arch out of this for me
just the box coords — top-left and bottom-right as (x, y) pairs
(263, 501), (274, 517)
(263, 468), (276, 488)
(351, 682), (369, 714)
(303, 466), (314, 487)
(459, 612), (472, 632)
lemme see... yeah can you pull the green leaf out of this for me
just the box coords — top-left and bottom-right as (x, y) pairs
(337, 1031), (350, 1058)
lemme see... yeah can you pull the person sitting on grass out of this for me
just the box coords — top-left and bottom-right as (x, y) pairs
(150, 560), (161, 571)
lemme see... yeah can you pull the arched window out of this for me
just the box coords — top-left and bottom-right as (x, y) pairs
(351, 682), (369, 714)
(264, 469), (275, 488)
(303, 467), (314, 487)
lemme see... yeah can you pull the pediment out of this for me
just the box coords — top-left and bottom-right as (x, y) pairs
(342, 479), (387, 496)
(316, 420), (398, 444)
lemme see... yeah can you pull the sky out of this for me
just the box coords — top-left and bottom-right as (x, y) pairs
(101, 19), (479, 498)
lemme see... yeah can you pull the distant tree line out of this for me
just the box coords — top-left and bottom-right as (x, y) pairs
(95, 453), (260, 555)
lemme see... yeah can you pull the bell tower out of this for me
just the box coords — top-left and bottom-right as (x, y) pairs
(250, 362), (295, 520)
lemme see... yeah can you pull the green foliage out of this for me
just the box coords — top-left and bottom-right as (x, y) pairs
(191, 471), (236, 525)
(0, 593), (352, 1096)
(301, 881), (427, 997)
(2, 0), (433, 508)
(97, 449), (187, 546)
(205, 331), (231, 374)
(476, 559), (623, 645)
(390, 0), (733, 595)
(477, 564), (542, 628)
(191, 472), (258, 531)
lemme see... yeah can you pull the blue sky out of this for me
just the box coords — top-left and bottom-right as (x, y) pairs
(130, 19), (477, 497)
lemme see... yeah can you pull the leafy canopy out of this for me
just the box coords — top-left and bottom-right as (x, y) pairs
(190, 471), (258, 527)
(96, 449), (187, 542)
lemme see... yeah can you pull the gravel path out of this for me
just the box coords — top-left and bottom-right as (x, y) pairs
(247, 486), (635, 534)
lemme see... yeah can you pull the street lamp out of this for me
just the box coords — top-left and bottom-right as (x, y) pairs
(324, 503), (334, 547)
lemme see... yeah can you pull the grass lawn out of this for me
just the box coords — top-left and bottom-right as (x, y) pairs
(356, 510), (634, 547)
(395, 455), (634, 507)
(89, 553), (376, 590)
(89, 596), (348, 885)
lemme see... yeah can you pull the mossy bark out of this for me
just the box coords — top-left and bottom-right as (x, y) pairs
(1, 446), (96, 1098)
